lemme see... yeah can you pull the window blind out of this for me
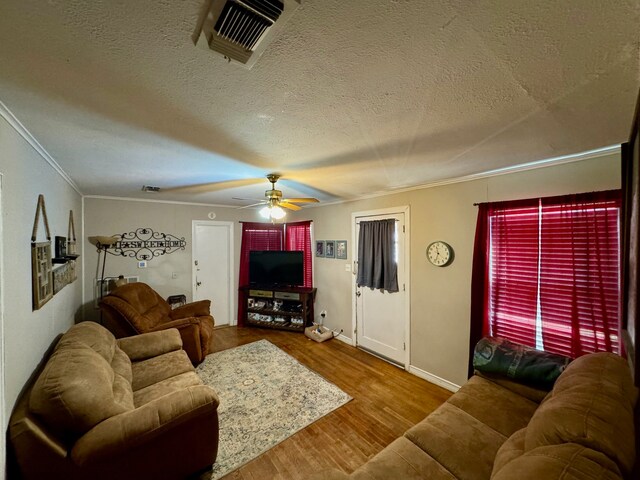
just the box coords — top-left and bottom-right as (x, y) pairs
(539, 194), (620, 356)
(489, 203), (540, 348)
(486, 190), (621, 358)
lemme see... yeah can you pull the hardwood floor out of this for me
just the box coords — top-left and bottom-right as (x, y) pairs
(208, 326), (452, 479)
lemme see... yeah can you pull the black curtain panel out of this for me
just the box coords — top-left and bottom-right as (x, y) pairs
(356, 219), (399, 292)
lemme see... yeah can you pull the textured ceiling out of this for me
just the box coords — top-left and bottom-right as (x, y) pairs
(0, 0), (638, 206)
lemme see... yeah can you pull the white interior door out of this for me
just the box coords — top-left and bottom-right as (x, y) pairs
(192, 221), (234, 326)
(354, 209), (408, 367)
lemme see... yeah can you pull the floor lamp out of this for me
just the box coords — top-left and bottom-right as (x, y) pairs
(95, 235), (118, 322)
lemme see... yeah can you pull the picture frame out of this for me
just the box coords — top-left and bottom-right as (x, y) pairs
(325, 240), (335, 258)
(315, 240), (325, 257)
(336, 240), (348, 259)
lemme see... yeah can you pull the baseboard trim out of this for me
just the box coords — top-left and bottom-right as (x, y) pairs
(408, 365), (460, 393)
(335, 333), (354, 346)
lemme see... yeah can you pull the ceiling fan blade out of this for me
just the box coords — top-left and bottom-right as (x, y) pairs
(279, 202), (302, 211)
(163, 178), (264, 194)
(237, 202), (267, 210)
(281, 197), (320, 203)
(232, 197), (266, 202)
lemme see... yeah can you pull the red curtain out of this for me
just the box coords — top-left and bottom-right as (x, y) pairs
(539, 191), (621, 357)
(469, 190), (621, 372)
(469, 199), (539, 375)
(284, 221), (313, 288)
(237, 222), (284, 326)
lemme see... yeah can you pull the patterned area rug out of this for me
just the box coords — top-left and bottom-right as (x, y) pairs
(196, 339), (352, 479)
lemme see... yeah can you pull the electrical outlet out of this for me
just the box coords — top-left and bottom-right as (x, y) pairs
(171, 272), (178, 279)
(320, 310), (327, 318)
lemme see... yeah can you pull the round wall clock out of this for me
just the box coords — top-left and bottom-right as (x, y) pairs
(427, 241), (454, 267)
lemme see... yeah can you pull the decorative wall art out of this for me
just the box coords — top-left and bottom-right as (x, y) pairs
(67, 210), (79, 258)
(335, 240), (348, 259)
(101, 227), (187, 261)
(325, 240), (335, 258)
(315, 240), (325, 257)
(31, 194), (53, 310)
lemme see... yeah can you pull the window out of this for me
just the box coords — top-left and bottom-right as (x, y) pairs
(471, 190), (621, 360)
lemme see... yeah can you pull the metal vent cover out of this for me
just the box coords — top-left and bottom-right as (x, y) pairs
(193, 0), (300, 69)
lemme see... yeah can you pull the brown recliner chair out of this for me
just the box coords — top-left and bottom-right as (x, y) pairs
(100, 282), (215, 365)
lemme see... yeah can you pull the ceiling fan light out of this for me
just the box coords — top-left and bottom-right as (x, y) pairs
(270, 206), (286, 219)
(259, 206), (272, 219)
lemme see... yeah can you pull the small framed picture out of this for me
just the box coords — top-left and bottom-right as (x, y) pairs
(325, 240), (335, 258)
(336, 240), (347, 259)
(315, 240), (325, 257)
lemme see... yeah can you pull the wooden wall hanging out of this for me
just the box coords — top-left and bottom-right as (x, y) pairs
(31, 194), (53, 310)
(67, 210), (78, 257)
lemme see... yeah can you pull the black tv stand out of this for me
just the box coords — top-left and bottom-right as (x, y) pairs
(241, 285), (317, 332)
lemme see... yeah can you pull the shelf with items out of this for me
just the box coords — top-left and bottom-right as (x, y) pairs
(241, 286), (316, 333)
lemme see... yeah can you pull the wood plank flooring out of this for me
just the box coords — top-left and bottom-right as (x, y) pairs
(207, 327), (452, 479)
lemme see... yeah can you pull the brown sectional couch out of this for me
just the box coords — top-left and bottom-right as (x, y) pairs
(315, 353), (637, 480)
(9, 322), (220, 480)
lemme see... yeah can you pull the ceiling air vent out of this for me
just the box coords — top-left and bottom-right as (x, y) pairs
(193, 0), (300, 69)
(141, 185), (161, 193)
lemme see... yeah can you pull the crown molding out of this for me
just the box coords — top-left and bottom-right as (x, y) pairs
(0, 100), (82, 195)
(313, 144), (621, 208)
(83, 194), (240, 208)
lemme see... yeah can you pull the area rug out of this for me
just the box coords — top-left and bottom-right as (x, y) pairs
(196, 339), (352, 479)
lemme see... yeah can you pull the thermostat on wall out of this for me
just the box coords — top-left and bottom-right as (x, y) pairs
(138, 261), (147, 268)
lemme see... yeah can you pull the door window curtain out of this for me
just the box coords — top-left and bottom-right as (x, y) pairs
(284, 221), (313, 288)
(237, 222), (284, 326)
(469, 190), (621, 375)
(356, 219), (399, 292)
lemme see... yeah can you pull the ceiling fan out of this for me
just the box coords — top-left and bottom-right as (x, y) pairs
(236, 174), (319, 220)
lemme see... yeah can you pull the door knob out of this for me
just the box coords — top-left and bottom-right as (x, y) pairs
(196, 281), (202, 287)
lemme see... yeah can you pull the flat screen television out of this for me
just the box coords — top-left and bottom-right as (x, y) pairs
(249, 250), (304, 288)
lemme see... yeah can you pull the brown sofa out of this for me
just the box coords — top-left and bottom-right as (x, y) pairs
(315, 352), (637, 480)
(9, 322), (220, 480)
(100, 282), (215, 365)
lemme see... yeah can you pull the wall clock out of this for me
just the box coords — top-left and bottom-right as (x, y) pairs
(427, 241), (454, 267)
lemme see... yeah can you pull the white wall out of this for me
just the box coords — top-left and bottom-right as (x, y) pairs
(82, 197), (258, 322)
(0, 107), (83, 467)
(293, 153), (621, 388)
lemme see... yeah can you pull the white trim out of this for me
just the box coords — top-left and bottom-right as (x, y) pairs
(0, 101), (82, 195)
(309, 145), (621, 209)
(335, 333), (354, 346)
(192, 220), (236, 326)
(408, 365), (461, 393)
(351, 205), (411, 370)
(85, 194), (238, 208)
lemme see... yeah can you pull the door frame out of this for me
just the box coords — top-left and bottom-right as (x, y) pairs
(191, 220), (236, 326)
(0, 173), (5, 474)
(351, 205), (411, 369)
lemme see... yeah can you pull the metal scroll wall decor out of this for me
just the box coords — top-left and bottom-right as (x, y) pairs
(100, 228), (186, 261)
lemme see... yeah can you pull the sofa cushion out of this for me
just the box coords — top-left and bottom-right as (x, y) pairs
(131, 349), (194, 391)
(30, 342), (133, 440)
(56, 321), (116, 362)
(491, 444), (622, 480)
(524, 353), (636, 476)
(405, 402), (505, 480)
(447, 376), (538, 437)
(133, 371), (203, 407)
(350, 437), (456, 480)
(491, 427), (526, 476)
